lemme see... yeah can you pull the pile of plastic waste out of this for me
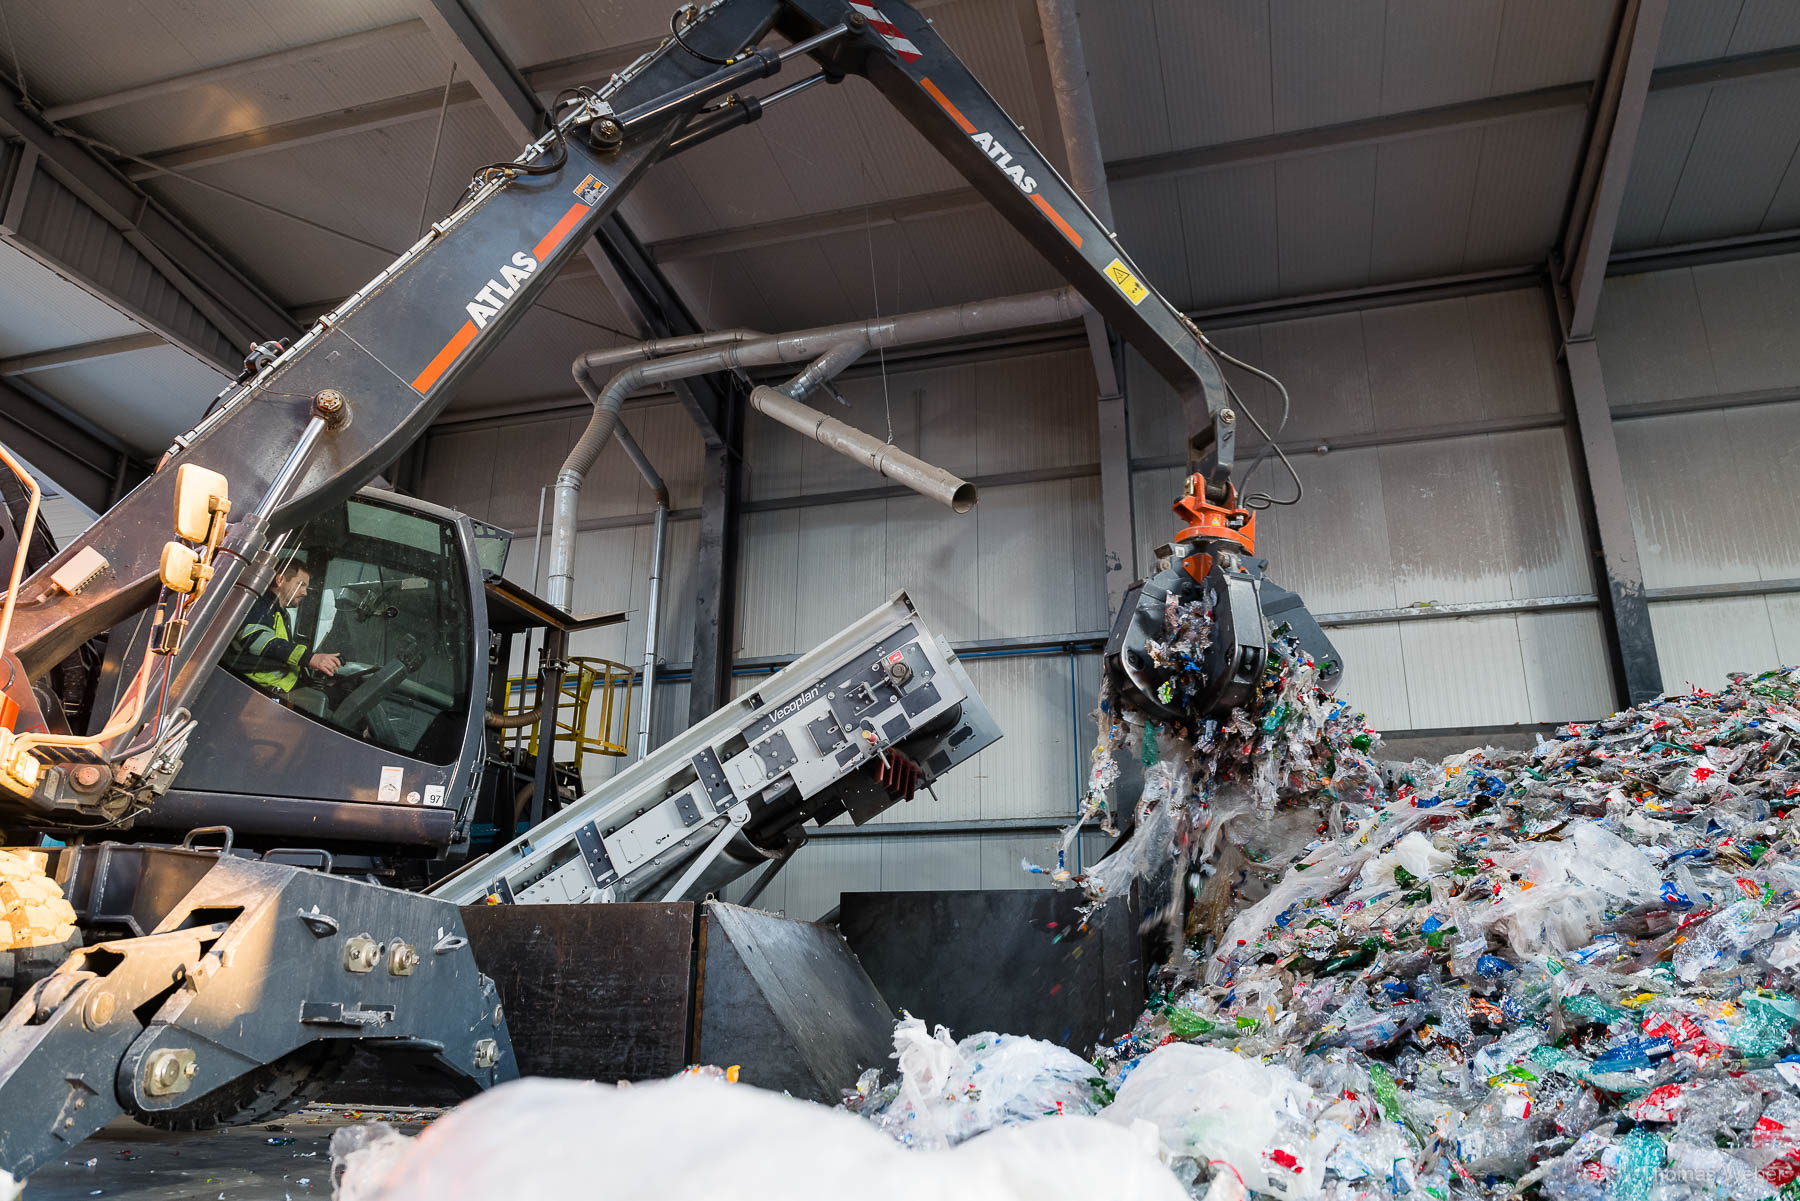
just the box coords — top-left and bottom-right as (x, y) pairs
(1091, 662), (1800, 1201)
(862, 581), (1800, 1201)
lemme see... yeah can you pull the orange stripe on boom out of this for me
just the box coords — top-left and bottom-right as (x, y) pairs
(533, 202), (589, 262)
(411, 321), (478, 394)
(1031, 194), (1083, 248)
(919, 77), (975, 134)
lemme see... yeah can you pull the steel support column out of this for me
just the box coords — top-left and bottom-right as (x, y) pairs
(1550, 0), (1666, 707)
(1561, 338), (1661, 705)
(689, 397), (743, 722)
(1035, 0), (1133, 612)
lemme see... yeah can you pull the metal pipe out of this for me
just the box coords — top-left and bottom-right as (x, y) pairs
(750, 384), (976, 512)
(1035, 0), (1116, 229)
(638, 500), (667, 759)
(782, 339), (865, 402)
(549, 287), (1085, 606)
(608, 420), (669, 760)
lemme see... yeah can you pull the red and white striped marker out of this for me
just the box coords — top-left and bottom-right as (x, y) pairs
(850, 1), (922, 62)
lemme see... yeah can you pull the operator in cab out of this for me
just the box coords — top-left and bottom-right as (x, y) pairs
(229, 557), (341, 700)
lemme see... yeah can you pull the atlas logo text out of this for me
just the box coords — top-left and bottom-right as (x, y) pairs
(465, 252), (539, 329)
(969, 131), (1036, 194)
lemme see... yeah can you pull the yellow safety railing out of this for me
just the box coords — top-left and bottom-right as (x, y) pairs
(503, 656), (633, 773)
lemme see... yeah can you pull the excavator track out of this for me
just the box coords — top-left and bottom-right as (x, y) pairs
(133, 1040), (356, 1132)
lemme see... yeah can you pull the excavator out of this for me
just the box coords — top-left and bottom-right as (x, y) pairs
(0, 0), (1339, 1179)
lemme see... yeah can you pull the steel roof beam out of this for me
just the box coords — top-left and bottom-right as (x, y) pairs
(0, 332), (165, 376)
(0, 87), (297, 370)
(1561, 0), (1668, 340)
(42, 20), (431, 123)
(407, 0), (730, 438)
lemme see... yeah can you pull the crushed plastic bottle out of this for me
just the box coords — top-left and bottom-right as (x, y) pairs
(850, 640), (1800, 1201)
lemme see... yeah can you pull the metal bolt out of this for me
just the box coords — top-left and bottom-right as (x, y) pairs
(313, 389), (349, 429)
(83, 990), (116, 1030)
(1220, 408), (1235, 424)
(70, 764), (106, 792)
(343, 935), (381, 974)
(143, 1049), (196, 1097)
(472, 1038), (500, 1069)
(492, 1003), (505, 1027)
(387, 941), (419, 976)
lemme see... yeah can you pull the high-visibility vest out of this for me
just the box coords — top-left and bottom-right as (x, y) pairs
(240, 606), (304, 693)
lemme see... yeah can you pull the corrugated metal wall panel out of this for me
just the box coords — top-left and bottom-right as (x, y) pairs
(1687, 255), (1800, 394)
(1615, 90), (1712, 249)
(1593, 268), (1719, 405)
(1177, 165), (1282, 308)
(961, 654), (1080, 820)
(1269, 0), (1385, 130)
(1597, 255), (1800, 695)
(1650, 597), (1782, 692)
(883, 494), (980, 642)
(1327, 624), (1413, 731)
(1619, 402), (1800, 589)
(1517, 610), (1618, 721)
(1462, 109), (1588, 267)
(1253, 446), (1397, 613)
(1657, 76), (1800, 246)
(1370, 130), (1485, 282)
(735, 509), (800, 659)
(1657, 0), (1743, 66)
(1274, 148), (1378, 294)
(880, 835), (986, 895)
(1360, 297), (1490, 427)
(1154, 1), (1274, 150)
(1491, 0), (1614, 92)
(740, 348), (1092, 502)
(1379, 1), (1506, 113)
(418, 428), (498, 515)
(1384, 427), (1594, 601)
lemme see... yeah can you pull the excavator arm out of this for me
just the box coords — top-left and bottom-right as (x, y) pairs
(2, 0), (1320, 813)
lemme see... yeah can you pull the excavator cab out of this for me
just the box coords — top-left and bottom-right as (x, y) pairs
(86, 489), (594, 873)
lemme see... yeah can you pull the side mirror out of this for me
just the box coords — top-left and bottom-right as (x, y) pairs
(173, 464), (230, 543)
(159, 541), (212, 595)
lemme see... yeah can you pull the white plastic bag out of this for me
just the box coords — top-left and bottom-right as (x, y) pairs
(1101, 1043), (1326, 1198)
(867, 1015), (1104, 1149)
(330, 1075), (1185, 1201)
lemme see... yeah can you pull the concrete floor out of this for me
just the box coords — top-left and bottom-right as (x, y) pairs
(22, 1106), (437, 1200)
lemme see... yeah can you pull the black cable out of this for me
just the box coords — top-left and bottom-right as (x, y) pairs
(1201, 337), (1302, 509)
(1223, 376), (1304, 510)
(463, 88), (592, 199)
(671, 5), (732, 65)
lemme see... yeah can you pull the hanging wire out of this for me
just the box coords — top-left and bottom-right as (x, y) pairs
(1202, 336), (1303, 510)
(416, 61), (457, 238)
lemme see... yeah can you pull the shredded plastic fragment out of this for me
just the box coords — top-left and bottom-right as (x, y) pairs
(859, 637), (1800, 1201)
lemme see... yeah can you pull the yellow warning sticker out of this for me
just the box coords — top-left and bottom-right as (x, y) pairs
(1104, 258), (1149, 306)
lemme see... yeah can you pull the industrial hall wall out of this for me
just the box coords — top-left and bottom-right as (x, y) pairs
(1596, 250), (1800, 690)
(413, 254), (1800, 918)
